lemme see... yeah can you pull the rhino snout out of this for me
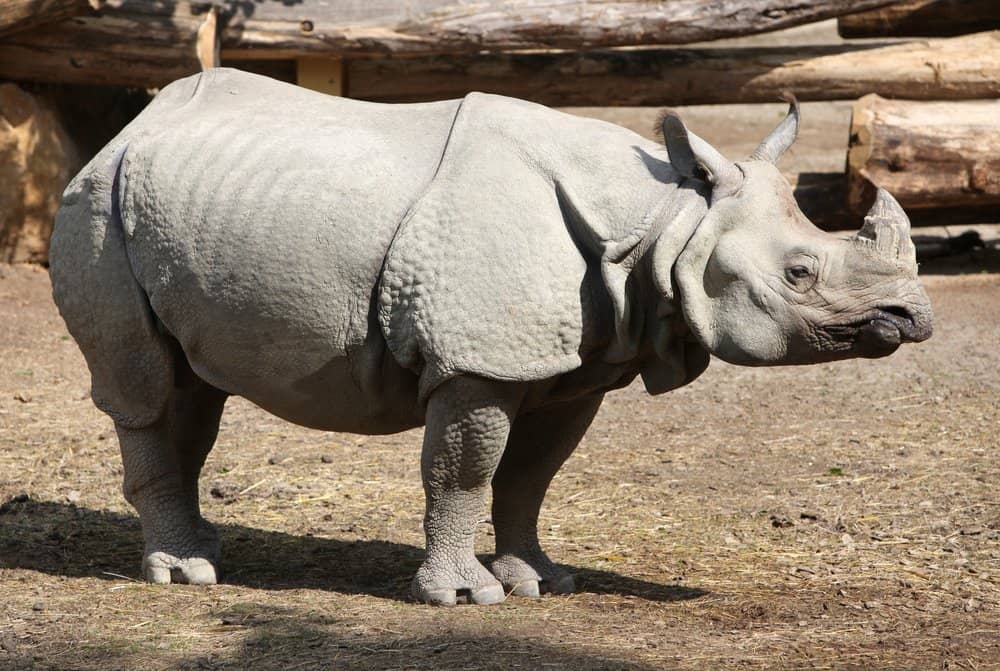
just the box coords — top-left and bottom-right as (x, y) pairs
(853, 304), (932, 358)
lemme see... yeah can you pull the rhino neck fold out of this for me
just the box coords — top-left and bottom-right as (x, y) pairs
(377, 93), (715, 401)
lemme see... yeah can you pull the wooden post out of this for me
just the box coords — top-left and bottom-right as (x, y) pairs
(196, 6), (221, 71)
(296, 58), (345, 96)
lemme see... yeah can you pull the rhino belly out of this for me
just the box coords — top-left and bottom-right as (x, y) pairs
(115, 70), (457, 432)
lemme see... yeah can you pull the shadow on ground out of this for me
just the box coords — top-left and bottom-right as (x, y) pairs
(4, 610), (672, 671)
(917, 233), (1000, 275)
(0, 496), (706, 604)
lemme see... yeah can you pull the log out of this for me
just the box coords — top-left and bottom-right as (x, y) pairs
(847, 95), (1000, 215)
(3, 18), (997, 105)
(792, 172), (1000, 230)
(0, 0), (95, 39)
(839, 0), (1000, 38)
(0, 83), (81, 264)
(0, 0), (909, 73)
(347, 31), (1000, 106)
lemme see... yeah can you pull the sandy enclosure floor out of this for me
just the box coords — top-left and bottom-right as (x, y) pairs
(0, 252), (998, 671)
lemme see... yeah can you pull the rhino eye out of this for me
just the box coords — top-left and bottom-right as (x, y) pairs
(786, 265), (812, 281)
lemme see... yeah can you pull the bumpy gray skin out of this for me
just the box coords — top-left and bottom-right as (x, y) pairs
(49, 69), (933, 604)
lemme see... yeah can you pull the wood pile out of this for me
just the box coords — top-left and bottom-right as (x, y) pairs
(0, 0), (996, 263)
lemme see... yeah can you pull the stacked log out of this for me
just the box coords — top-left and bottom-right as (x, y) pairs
(847, 95), (1000, 215)
(0, 0), (909, 88)
(348, 31), (1000, 106)
(0, 0), (95, 39)
(839, 0), (1000, 37)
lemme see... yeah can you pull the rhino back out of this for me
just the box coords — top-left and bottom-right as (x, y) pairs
(117, 69), (459, 422)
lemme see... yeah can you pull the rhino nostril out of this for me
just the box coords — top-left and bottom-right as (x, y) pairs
(879, 305), (914, 325)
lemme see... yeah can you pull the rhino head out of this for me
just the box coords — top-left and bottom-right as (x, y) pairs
(659, 102), (933, 366)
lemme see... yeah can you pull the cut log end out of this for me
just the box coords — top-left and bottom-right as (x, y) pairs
(847, 95), (1000, 216)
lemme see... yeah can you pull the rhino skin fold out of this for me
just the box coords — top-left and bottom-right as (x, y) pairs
(49, 69), (933, 605)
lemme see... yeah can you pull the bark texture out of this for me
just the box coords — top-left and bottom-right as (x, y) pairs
(0, 0), (94, 39)
(847, 95), (1000, 215)
(0, 0), (909, 88)
(839, 0), (1000, 37)
(347, 31), (1000, 106)
(0, 84), (81, 264)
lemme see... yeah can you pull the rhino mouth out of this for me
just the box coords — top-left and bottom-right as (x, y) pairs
(824, 306), (930, 357)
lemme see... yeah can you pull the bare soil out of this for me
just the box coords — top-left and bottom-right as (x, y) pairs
(0, 236), (998, 671)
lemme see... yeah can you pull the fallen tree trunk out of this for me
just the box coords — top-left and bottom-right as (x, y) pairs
(0, 0), (95, 39)
(838, 0), (1000, 37)
(1, 0), (908, 69)
(847, 95), (1000, 215)
(348, 31), (1000, 106)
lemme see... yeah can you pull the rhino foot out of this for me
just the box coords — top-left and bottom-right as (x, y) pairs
(142, 552), (220, 585)
(412, 582), (506, 606)
(490, 551), (575, 597)
(411, 557), (505, 606)
(141, 518), (221, 585)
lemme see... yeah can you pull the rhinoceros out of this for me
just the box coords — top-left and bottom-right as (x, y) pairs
(50, 69), (932, 605)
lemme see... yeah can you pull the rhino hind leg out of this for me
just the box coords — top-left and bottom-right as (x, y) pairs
(412, 376), (524, 606)
(50, 169), (226, 584)
(489, 395), (603, 597)
(129, 377), (228, 584)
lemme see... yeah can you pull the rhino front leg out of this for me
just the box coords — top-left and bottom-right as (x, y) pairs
(117, 381), (227, 585)
(413, 376), (524, 606)
(489, 394), (603, 597)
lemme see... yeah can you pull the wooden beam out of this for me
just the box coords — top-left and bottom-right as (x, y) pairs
(3, 0), (910, 64)
(4, 19), (996, 105)
(847, 95), (1000, 215)
(196, 6), (221, 70)
(347, 31), (1000, 106)
(0, 0), (96, 39)
(0, 37), (200, 89)
(838, 0), (1000, 38)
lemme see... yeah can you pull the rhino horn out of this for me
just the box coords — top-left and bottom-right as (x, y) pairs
(750, 96), (800, 164)
(855, 188), (917, 262)
(660, 110), (743, 199)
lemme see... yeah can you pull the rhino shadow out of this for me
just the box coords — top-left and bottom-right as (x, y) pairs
(2, 603), (673, 670)
(0, 497), (707, 604)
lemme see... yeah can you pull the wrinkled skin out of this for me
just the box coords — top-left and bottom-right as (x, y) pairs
(674, 161), (933, 366)
(49, 70), (932, 606)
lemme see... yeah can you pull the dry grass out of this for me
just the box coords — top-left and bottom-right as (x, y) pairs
(1, 258), (998, 671)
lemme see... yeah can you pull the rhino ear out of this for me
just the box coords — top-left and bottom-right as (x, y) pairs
(750, 95), (800, 163)
(658, 110), (743, 199)
(659, 111), (700, 179)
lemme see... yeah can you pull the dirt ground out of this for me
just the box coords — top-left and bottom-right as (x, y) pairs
(0, 237), (998, 671)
